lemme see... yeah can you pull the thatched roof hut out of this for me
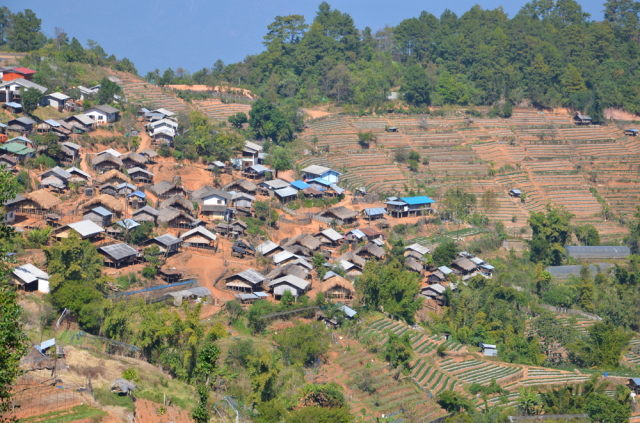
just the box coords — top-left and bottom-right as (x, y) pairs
(23, 190), (62, 211)
(223, 179), (257, 195)
(159, 195), (194, 214)
(92, 153), (123, 169)
(79, 194), (124, 215)
(320, 274), (355, 303)
(320, 206), (358, 223)
(97, 169), (129, 184)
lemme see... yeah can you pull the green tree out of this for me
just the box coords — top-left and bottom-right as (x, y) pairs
(384, 331), (413, 371)
(246, 348), (282, 403)
(21, 88), (43, 114)
(191, 386), (210, 423)
(249, 98), (292, 143)
(228, 112), (248, 128)
(567, 322), (632, 367)
(274, 321), (330, 365)
(96, 77), (122, 105)
(8, 9), (42, 52)
(270, 146), (293, 177)
(0, 170), (28, 415)
(194, 343), (220, 386)
(263, 15), (308, 46)
(432, 241), (457, 267)
(517, 386), (541, 415)
(0, 7), (13, 45)
(401, 64), (431, 106)
(528, 205), (573, 264)
(575, 224), (600, 246)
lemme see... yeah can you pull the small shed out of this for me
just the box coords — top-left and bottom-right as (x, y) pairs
(320, 206), (358, 224)
(110, 378), (136, 395)
(574, 114), (592, 125)
(508, 189), (521, 198)
(628, 378), (640, 394)
(146, 233), (182, 254)
(11, 263), (50, 293)
(480, 342), (498, 357)
(222, 179), (258, 195)
(320, 274), (355, 304)
(625, 129), (638, 137)
(315, 228), (343, 246)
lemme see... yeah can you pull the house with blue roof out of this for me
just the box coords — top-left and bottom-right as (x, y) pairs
(289, 180), (311, 191)
(384, 196), (436, 218)
(301, 165), (342, 184)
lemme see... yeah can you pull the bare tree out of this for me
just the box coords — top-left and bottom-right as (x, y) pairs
(54, 27), (67, 51)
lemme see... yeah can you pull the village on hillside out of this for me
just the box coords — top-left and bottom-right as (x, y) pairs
(4, 1), (640, 421)
(3, 60), (640, 422)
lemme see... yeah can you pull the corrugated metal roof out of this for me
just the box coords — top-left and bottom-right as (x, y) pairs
(330, 184), (345, 194)
(4, 102), (22, 108)
(262, 179), (289, 189)
(364, 207), (386, 216)
(320, 228), (342, 242)
(257, 240), (281, 255)
(268, 274), (310, 290)
(155, 233), (182, 246)
(232, 269), (266, 285)
(310, 177), (331, 186)
(68, 220), (104, 237)
(339, 304), (357, 318)
(13, 263), (49, 284)
(44, 119), (61, 127)
(127, 190), (146, 198)
(91, 206), (112, 217)
(99, 243), (138, 261)
(438, 266), (453, 274)
(275, 187), (298, 198)
(406, 243), (429, 255)
(273, 250), (297, 264)
(116, 219), (140, 230)
(349, 229), (366, 238)
(181, 226), (217, 241)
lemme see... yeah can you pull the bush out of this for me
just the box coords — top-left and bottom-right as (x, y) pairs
(274, 321), (330, 366)
(142, 266), (157, 279)
(122, 368), (140, 382)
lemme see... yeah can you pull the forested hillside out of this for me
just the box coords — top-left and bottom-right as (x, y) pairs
(150, 0), (640, 121)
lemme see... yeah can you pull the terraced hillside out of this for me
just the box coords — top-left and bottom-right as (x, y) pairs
(360, 316), (594, 399)
(192, 99), (252, 122)
(112, 71), (189, 113)
(298, 109), (632, 238)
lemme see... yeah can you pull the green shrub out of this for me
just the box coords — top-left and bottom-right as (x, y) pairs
(142, 266), (157, 279)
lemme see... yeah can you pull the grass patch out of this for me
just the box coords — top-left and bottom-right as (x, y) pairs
(94, 386), (135, 412)
(22, 405), (107, 423)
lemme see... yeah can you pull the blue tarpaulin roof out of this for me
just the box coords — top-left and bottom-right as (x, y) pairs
(364, 207), (386, 216)
(310, 177), (331, 186)
(290, 180), (310, 190)
(127, 190), (146, 198)
(400, 196), (435, 205)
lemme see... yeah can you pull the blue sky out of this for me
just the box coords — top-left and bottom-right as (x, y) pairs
(20, 0), (606, 75)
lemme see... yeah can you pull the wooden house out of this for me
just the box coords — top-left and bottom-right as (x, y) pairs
(92, 153), (123, 173)
(181, 226), (217, 248)
(116, 183), (136, 196)
(59, 142), (81, 161)
(43, 92), (70, 110)
(256, 240), (284, 257)
(315, 228), (343, 247)
(13, 190), (62, 216)
(53, 220), (105, 241)
(139, 149), (158, 163)
(451, 257), (477, 275)
(574, 113), (592, 125)
(99, 243), (139, 268)
(319, 206), (358, 225)
(355, 242), (385, 261)
(127, 191), (147, 209)
(83, 206), (113, 227)
(98, 169), (129, 185)
(127, 167), (154, 184)
(320, 274), (355, 304)
(157, 207), (195, 228)
(98, 184), (118, 197)
(224, 269), (267, 293)
(144, 233), (182, 255)
(79, 194), (124, 217)
(159, 195), (195, 216)
(242, 164), (271, 179)
(132, 205), (158, 224)
(200, 204), (230, 222)
(7, 117), (35, 134)
(65, 114), (96, 133)
(0, 154), (17, 171)
(508, 189), (521, 198)
(121, 152), (148, 169)
(149, 180), (186, 200)
(223, 179), (258, 195)
(267, 275), (310, 299)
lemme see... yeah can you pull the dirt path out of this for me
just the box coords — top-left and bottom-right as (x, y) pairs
(138, 132), (152, 152)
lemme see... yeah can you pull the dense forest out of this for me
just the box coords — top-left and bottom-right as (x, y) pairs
(144, 0), (640, 121)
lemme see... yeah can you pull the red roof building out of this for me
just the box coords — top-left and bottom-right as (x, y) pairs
(1, 67), (36, 82)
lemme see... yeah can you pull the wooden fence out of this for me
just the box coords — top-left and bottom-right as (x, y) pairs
(538, 303), (602, 321)
(279, 215), (312, 225)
